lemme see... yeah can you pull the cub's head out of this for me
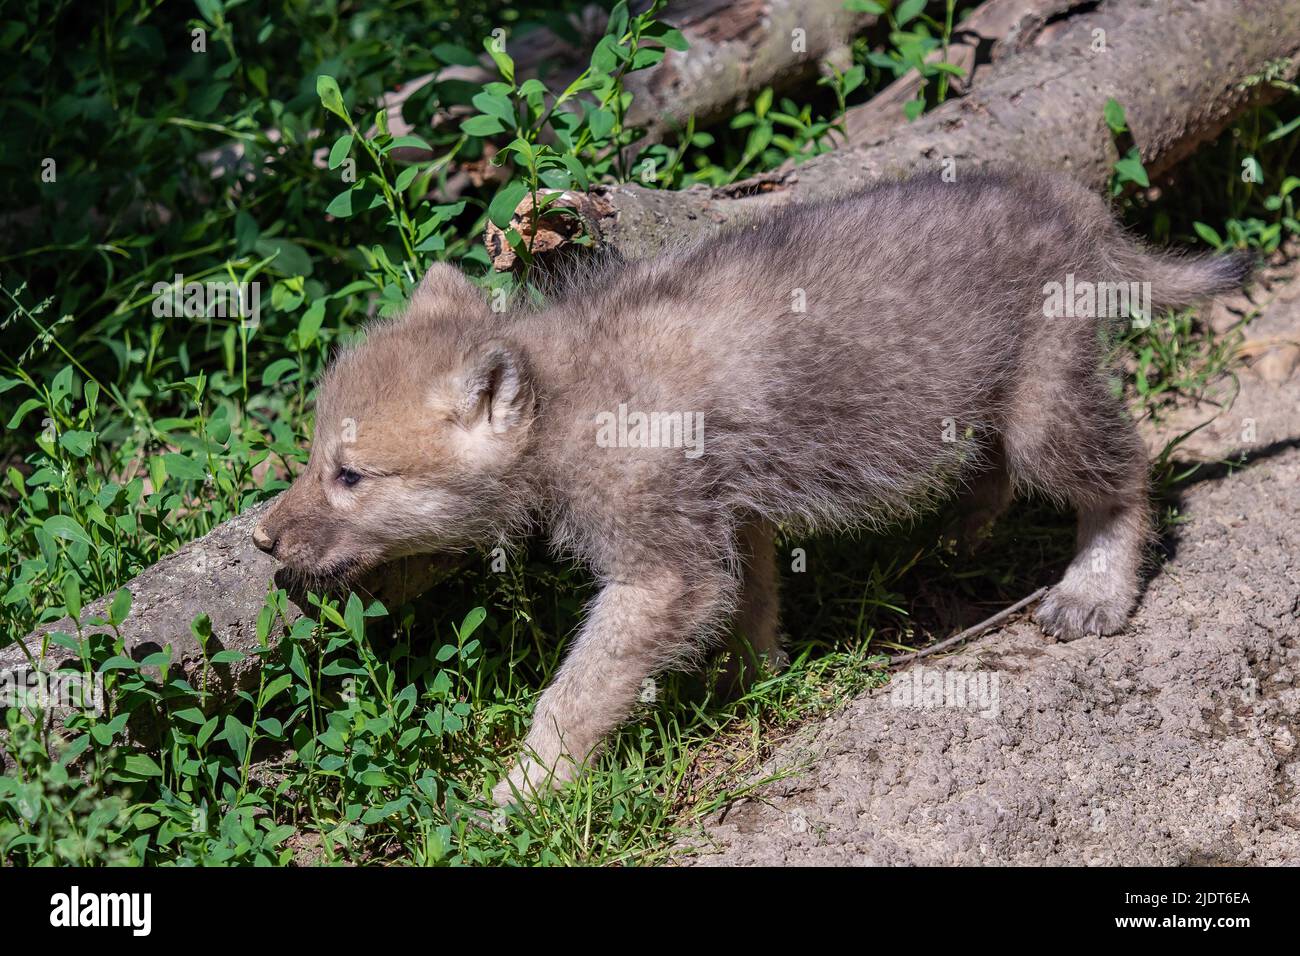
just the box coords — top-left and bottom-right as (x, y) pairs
(252, 265), (536, 582)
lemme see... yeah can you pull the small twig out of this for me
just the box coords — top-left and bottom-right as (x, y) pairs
(888, 586), (1049, 666)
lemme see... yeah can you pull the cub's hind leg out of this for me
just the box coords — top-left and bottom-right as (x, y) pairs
(723, 519), (788, 693)
(1002, 373), (1151, 640)
(954, 437), (1014, 552)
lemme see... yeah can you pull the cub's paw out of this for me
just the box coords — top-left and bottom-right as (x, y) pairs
(1034, 585), (1131, 641)
(490, 755), (574, 808)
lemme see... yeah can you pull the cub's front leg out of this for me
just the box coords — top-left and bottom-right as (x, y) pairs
(492, 561), (734, 806)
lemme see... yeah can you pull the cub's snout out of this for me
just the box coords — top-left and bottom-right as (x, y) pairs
(251, 476), (355, 579)
(251, 523), (275, 553)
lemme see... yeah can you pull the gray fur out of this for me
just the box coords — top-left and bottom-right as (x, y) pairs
(253, 170), (1249, 803)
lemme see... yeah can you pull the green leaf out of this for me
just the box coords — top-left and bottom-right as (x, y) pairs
(488, 181), (529, 228)
(62, 575), (82, 619)
(654, 27), (689, 52)
(262, 358), (298, 386)
(458, 606), (487, 641)
(43, 515), (93, 547)
(630, 47), (665, 71)
(198, 717), (218, 747)
(223, 715), (249, 764)
(485, 38), (515, 84)
(344, 592), (365, 640)
(325, 188), (356, 218)
(587, 108), (616, 141)
(386, 134), (434, 154)
(121, 754), (163, 778)
(254, 238), (313, 277)
(560, 154), (590, 190)
(162, 451), (207, 481)
(58, 430), (94, 457)
(433, 43), (480, 67)
(471, 92), (515, 125)
(316, 74), (349, 121)
(108, 588), (132, 627)
(1193, 222), (1223, 248)
(297, 300), (326, 348)
(1113, 148), (1149, 187)
(234, 210), (260, 253)
(259, 674), (294, 709)
(461, 114), (506, 136)
(328, 134), (354, 170)
(895, 0), (927, 25)
(590, 35), (622, 74)
(6, 398), (43, 430)
(394, 166), (419, 192)
(1103, 98), (1127, 134)
(518, 78), (548, 99)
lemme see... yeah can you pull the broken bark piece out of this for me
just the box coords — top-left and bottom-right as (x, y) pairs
(484, 190), (615, 271)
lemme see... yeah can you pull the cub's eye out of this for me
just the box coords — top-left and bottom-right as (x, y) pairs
(337, 467), (363, 487)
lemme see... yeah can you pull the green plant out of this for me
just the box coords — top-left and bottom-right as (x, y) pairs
(849, 0), (964, 119)
(1105, 98), (1151, 195)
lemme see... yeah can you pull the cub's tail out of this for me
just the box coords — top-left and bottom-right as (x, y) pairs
(1108, 242), (1254, 313)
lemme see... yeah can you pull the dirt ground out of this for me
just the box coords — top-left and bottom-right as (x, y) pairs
(682, 260), (1300, 866)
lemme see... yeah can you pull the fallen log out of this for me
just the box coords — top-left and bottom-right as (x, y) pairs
(620, 0), (875, 137)
(486, 0), (1300, 265)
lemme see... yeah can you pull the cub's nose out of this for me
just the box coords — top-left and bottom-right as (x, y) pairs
(252, 523), (277, 555)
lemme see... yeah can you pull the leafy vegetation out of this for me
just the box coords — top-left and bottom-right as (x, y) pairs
(1, 0), (1297, 866)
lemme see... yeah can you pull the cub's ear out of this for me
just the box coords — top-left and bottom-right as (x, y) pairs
(409, 263), (488, 316)
(455, 339), (535, 434)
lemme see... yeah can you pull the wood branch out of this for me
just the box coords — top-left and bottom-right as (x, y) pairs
(486, 0), (1300, 266)
(620, 0), (875, 137)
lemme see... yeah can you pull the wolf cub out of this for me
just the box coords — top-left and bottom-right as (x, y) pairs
(254, 171), (1248, 804)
